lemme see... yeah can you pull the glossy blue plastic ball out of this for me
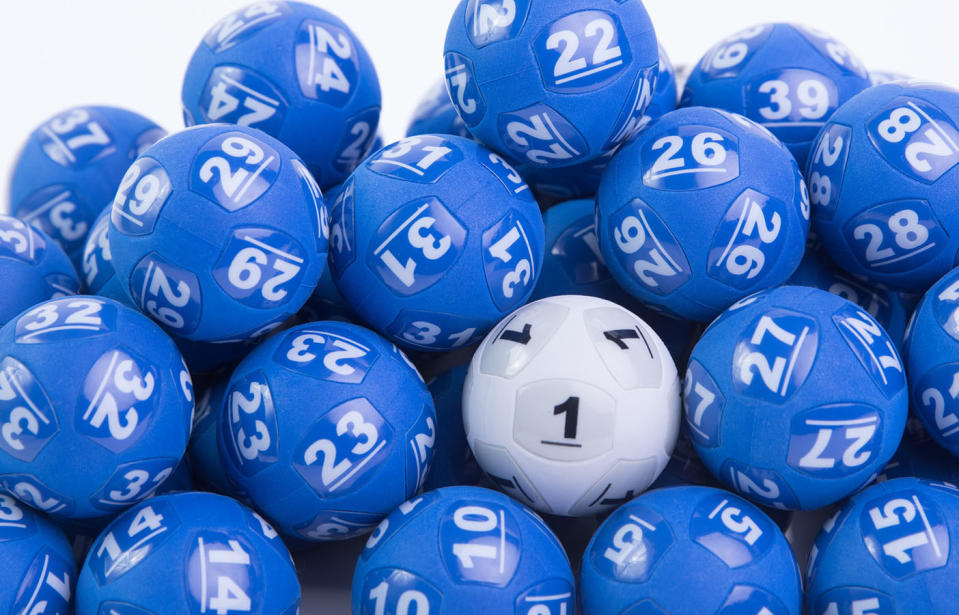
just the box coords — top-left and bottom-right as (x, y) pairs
(682, 23), (871, 167)
(597, 106), (809, 321)
(531, 198), (699, 365)
(108, 124), (328, 342)
(217, 321), (436, 542)
(580, 485), (801, 615)
(76, 491), (300, 615)
(423, 365), (484, 491)
(0, 296), (194, 519)
(329, 134), (545, 352)
(182, 1), (381, 189)
(787, 243), (909, 349)
(685, 285), (908, 510)
(9, 106), (166, 266)
(407, 79), (472, 139)
(0, 492), (76, 614)
(807, 82), (959, 292)
(806, 478), (959, 614)
(644, 44), (679, 127)
(903, 266), (959, 459)
(0, 214), (79, 326)
(444, 0), (659, 169)
(351, 486), (574, 615)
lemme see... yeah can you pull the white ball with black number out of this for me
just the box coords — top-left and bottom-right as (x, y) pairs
(463, 295), (681, 517)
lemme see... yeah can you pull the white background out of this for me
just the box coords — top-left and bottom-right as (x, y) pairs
(1, 0), (957, 214)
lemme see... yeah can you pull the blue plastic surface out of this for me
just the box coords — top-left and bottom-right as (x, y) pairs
(806, 478), (959, 614)
(597, 107), (809, 321)
(685, 286), (908, 510)
(182, 1), (381, 188)
(217, 321), (436, 542)
(329, 134), (545, 352)
(682, 23), (871, 167)
(0, 493), (76, 614)
(351, 486), (574, 615)
(0, 296), (194, 519)
(807, 82), (959, 292)
(9, 106), (166, 266)
(75, 491), (300, 615)
(0, 214), (79, 327)
(579, 485), (802, 615)
(108, 124), (328, 342)
(444, 0), (659, 169)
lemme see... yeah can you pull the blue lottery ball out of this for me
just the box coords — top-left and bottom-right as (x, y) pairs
(0, 296), (194, 519)
(516, 150), (616, 206)
(0, 492), (76, 614)
(217, 321), (436, 542)
(0, 214), (79, 326)
(806, 478), (959, 613)
(108, 124), (328, 342)
(188, 374), (237, 496)
(351, 486), (574, 615)
(76, 491), (300, 614)
(531, 198), (699, 365)
(329, 134), (545, 352)
(681, 23), (871, 167)
(407, 79), (473, 139)
(423, 365), (484, 491)
(806, 82), (959, 292)
(870, 70), (911, 86)
(182, 1), (381, 189)
(903, 266), (959, 459)
(9, 106), (166, 265)
(580, 485), (801, 615)
(597, 107), (809, 321)
(685, 286), (908, 510)
(443, 0), (659, 169)
(787, 243), (909, 349)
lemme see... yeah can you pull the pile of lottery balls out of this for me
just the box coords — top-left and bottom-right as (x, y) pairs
(4, 0), (959, 613)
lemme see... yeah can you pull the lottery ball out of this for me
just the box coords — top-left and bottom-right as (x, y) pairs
(0, 296), (194, 519)
(580, 485), (801, 615)
(108, 123), (328, 342)
(807, 82), (959, 292)
(0, 492), (76, 614)
(9, 106), (165, 265)
(76, 491), (300, 615)
(787, 244), (909, 349)
(871, 70), (911, 86)
(423, 365), (484, 491)
(443, 0), (659, 169)
(685, 285), (908, 510)
(530, 198), (699, 366)
(903, 267), (959, 459)
(463, 294), (680, 516)
(217, 321), (436, 542)
(597, 106), (809, 322)
(182, 1), (381, 189)
(0, 214), (79, 327)
(351, 485), (574, 615)
(329, 134), (544, 352)
(806, 478), (959, 614)
(407, 79), (472, 139)
(682, 24), (871, 167)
